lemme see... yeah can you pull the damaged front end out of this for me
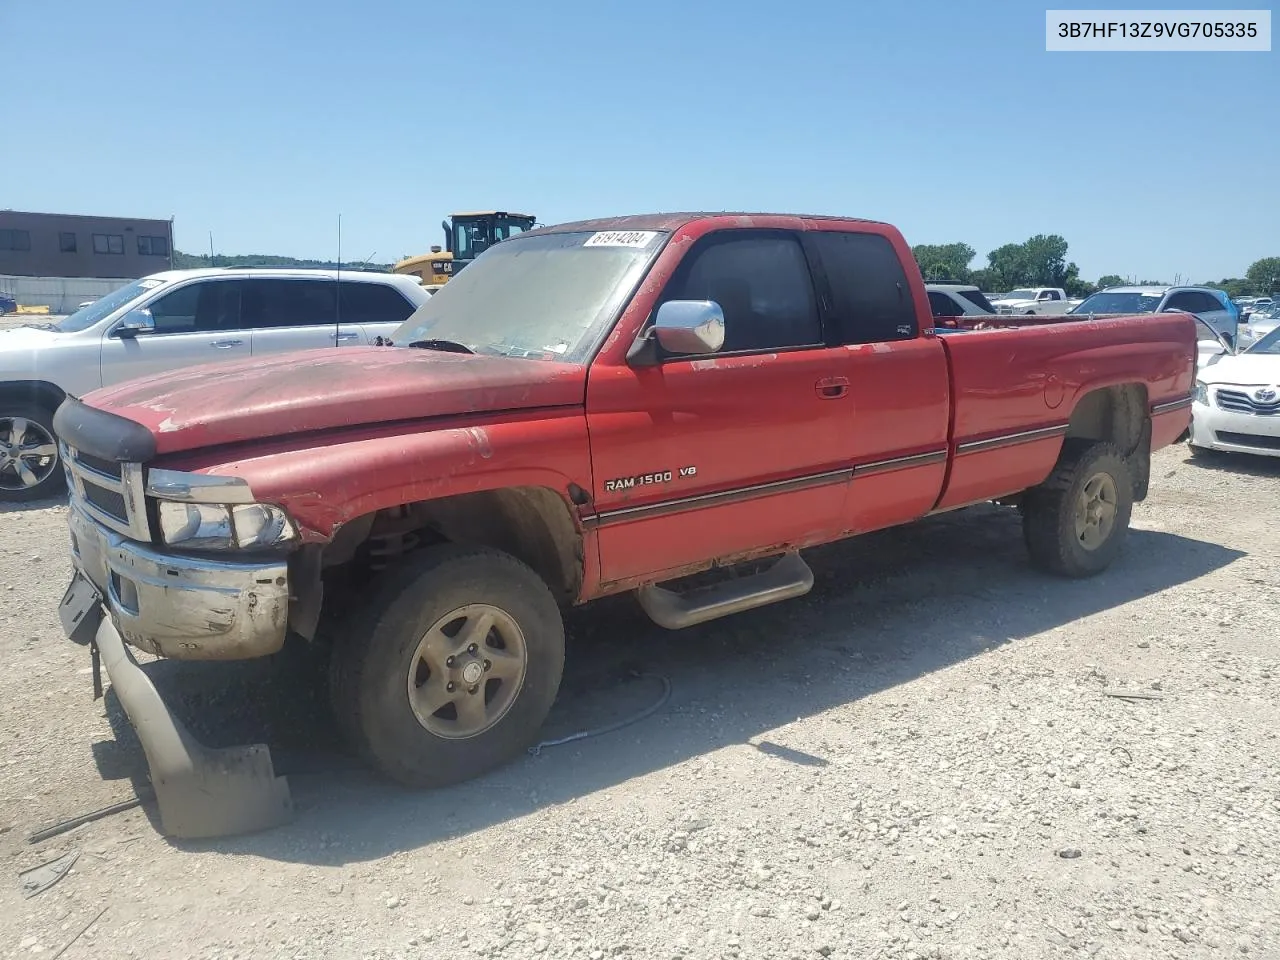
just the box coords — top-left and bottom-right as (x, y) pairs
(54, 398), (297, 839)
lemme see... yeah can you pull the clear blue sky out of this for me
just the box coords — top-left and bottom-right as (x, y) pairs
(2, 0), (1276, 281)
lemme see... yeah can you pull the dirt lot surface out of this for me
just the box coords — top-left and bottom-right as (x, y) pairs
(1, 445), (1278, 960)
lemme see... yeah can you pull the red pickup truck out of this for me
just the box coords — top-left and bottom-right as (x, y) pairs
(53, 213), (1196, 837)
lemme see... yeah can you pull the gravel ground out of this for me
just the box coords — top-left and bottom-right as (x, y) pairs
(1, 444), (1278, 960)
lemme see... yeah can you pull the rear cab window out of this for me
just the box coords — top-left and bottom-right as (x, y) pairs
(809, 231), (918, 344)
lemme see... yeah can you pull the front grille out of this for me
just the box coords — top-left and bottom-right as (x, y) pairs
(75, 451), (123, 479)
(1215, 388), (1280, 416)
(82, 483), (128, 519)
(62, 443), (149, 540)
(1216, 431), (1280, 451)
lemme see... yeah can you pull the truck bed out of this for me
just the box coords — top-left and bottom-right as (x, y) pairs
(932, 310), (1196, 512)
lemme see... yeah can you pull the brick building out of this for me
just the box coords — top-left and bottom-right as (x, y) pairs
(0, 209), (174, 279)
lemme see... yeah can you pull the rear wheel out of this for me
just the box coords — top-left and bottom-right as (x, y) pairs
(0, 402), (65, 503)
(329, 545), (565, 787)
(1023, 441), (1134, 578)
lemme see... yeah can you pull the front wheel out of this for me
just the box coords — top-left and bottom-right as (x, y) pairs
(329, 545), (565, 787)
(1022, 441), (1134, 578)
(0, 402), (65, 503)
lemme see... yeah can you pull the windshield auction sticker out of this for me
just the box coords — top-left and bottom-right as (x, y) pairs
(583, 231), (658, 248)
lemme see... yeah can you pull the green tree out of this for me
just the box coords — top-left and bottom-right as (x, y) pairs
(1245, 257), (1280, 294)
(982, 243), (1028, 291)
(1200, 278), (1255, 298)
(983, 234), (1081, 291)
(172, 249), (392, 272)
(1064, 277), (1096, 298)
(912, 242), (977, 282)
(1097, 274), (1126, 289)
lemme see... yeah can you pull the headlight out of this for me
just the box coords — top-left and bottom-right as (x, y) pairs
(1192, 380), (1209, 405)
(158, 501), (296, 550)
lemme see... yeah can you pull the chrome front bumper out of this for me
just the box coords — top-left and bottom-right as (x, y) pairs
(68, 503), (290, 661)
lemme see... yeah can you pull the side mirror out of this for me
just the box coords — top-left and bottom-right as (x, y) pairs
(114, 308), (155, 338)
(651, 300), (725, 355)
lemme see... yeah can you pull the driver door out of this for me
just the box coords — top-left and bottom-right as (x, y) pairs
(99, 279), (247, 387)
(585, 230), (854, 584)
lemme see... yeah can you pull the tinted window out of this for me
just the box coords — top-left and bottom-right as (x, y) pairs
(1165, 291), (1222, 315)
(661, 232), (821, 353)
(811, 231), (918, 343)
(338, 282), (414, 324)
(955, 289), (995, 313)
(59, 232), (77, 253)
(1071, 292), (1162, 314)
(928, 291), (958, 317)
(240, 279), (338, 329)
(146, 281), (241, 334)
(1191, 292), (1224, 313)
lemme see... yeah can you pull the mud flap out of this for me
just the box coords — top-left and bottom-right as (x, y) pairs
(94, 618), (293, 840)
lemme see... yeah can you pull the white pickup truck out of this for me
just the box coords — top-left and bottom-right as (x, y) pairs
(990, 287), (1078, 316)
(0, 267), (431, 502)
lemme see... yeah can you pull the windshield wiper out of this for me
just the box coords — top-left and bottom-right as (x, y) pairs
(407, 338), (474, 354)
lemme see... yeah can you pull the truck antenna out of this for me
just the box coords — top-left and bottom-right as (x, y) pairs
(335, 214), (342, 347)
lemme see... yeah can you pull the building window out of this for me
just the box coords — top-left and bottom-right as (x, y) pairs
(93, 234), (125, 255)
(138, 235), (169, 256)
(0, 229), (32, 251)
(59, 232), (77, 253)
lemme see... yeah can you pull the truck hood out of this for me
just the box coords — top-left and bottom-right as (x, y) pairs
(79, 345), (588, 456)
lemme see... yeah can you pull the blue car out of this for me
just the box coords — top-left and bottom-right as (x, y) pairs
(1209, 289), (1239, 325)
(0, 291), (17, 315)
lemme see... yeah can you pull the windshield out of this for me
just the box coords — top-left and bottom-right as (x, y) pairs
(1003, 289), (1037, 300)
(955, 289), (996, 313)
(1246, 326), (1280, 355)
(1070, 292), (1163, 315)
(391, 229), (667, 362)
(55, 277), (165, 332)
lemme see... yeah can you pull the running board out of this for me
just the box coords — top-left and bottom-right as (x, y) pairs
(636, 552), (815, 630)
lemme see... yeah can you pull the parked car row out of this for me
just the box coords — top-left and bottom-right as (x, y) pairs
(1068, 285), (1240, 343)
(1234, 296), (1274, 321)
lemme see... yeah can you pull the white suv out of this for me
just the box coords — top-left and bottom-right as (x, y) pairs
(0, 267), (431, 501)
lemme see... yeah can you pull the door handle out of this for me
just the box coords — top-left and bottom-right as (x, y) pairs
(210, 339), (244, 349)
(329, 332), (360, 342)
(815, 376), (849, 399)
